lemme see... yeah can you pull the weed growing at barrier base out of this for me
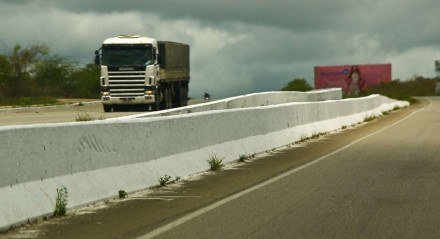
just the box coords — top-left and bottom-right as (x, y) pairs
(78, 102), (84, 106)
(238, 154), (248, 162)
(118, 190), (128, 199)
(382, 111), (390, 115)
(311, 132), (327, 139)
(175, 176), (181, 181)
(54, 186), (68, 217)
(159, 175), (172, 186)
(341, 125), (347, 129)
(393, 106), (401, 111)
(364, 115), (376, 122)
(208, 155), (224, 171)
(299, 134), (308, 142)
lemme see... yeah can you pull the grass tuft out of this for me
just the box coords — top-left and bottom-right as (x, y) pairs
(238, 154), (248, 162)
(207, 155), (224, 171)
(364, 115), (376, 122)
(159, 175), (172, 186)
(118, 190), (128, 199)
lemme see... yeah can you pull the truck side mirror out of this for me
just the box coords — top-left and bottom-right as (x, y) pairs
(94, 50), (100, 65)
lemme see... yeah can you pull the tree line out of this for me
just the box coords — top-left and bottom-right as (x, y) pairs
(0, 44), (99, 105)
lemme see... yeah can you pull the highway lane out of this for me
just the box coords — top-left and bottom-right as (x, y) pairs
(149, 97), (440, 239)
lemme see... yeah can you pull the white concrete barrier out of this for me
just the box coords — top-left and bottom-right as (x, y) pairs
(0, 93), (407, 230)
(111, 88), (342, 120)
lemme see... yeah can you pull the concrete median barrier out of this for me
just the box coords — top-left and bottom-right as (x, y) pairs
(111, 88), (342, 120)
(0, 92), (407, 230)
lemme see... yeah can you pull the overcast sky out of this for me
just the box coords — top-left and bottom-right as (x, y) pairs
(0, 0), (439, 98)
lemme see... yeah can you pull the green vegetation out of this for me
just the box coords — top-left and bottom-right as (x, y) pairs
(53, 186), (68, 217)
(364, 115), (377, 122)
(358, 76), (439, 104)
(207, 155), (224, 171)
(159, 175), (172, 186)
(118, 190), (128, 199)
(281, 78), (313, 92)
(0, 44), (100, 106)
(238, 154), (248, 162)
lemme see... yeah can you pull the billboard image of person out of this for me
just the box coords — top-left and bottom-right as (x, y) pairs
(345, 65), (366, 96)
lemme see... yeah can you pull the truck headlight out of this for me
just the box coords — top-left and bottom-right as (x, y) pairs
(102, 91), (110, 96)
(145, 90), (154, 95)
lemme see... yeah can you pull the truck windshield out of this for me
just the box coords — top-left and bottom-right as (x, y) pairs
(102, 45), (153, 66)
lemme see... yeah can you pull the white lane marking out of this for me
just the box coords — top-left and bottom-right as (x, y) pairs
(139, 104), (429, 239)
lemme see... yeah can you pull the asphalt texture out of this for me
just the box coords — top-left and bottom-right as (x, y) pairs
(2, 97), (437, 239)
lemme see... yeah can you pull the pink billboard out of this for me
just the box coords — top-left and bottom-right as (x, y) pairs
(314, 63), (392, 95)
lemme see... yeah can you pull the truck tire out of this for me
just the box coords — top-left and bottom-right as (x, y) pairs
(103, 104), (112, 112)
(172, 82), (181, 108)
(151, 101), (160, 111)
(165, 87), (173, 109)
(180, 83), (189, 106)
(159, 85), (172, 110)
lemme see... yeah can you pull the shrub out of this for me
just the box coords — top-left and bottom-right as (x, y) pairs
(118, 190), (128, 199)
(159, 175), (172, 186)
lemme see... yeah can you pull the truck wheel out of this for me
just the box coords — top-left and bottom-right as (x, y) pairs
(103, 104), (112, 112)
(165, 87), (173, 109)
(180, 84), (189, 106)
(151, 102), (160, 111)
(172, 82), (182, 108)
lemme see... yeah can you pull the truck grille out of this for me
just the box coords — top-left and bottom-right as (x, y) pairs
(108, 71), (145, 97)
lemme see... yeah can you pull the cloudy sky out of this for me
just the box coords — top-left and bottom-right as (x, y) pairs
(0, 0), (439, 98)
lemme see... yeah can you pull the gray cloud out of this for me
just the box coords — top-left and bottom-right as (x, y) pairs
(0, 0), (439, 98)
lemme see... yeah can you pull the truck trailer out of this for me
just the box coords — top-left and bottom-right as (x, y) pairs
(95, 35), (190, 112)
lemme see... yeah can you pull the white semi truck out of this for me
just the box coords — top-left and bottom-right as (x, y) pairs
(94, 35), (190, 112)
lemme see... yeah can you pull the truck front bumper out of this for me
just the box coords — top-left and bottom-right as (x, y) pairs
(102, 95), (156, 105)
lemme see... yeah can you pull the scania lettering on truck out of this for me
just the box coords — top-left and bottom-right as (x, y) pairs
(94, 35), (190, 112)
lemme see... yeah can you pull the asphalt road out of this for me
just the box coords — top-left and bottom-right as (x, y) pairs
(152, 97), (440, 239)
(2, 98), (438, 239)
(0, 99), (206, 126)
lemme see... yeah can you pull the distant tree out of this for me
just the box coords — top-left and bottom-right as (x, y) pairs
(6, 44), (49, 97)
(31, 55), (75, 96)
(0, 43), (100, 102)
(69, 63), (100, 98)
(281, 78), (313, 92)
(0, 55), (13, 97)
